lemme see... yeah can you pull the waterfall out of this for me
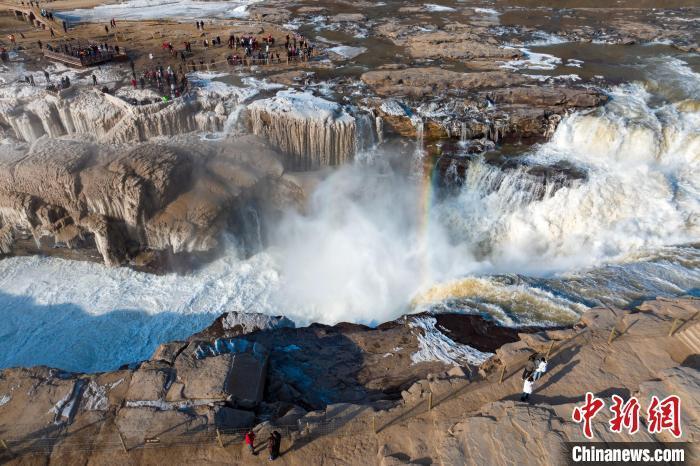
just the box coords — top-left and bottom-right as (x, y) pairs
(246, 205), (263, 254)
(459, 121), (468, 146)
(375, 116), (384, 144)
(411, 115), (425, 178)
(222, 104), (244, 135)
(354, 112), (377, 155)
(436, 82), (699, 274)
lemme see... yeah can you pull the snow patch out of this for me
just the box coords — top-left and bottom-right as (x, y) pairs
(221, 312), (295, 333)
(525, 73), (581, 82)
(500, 48), (562, 71)
(125, 398), (216, 410)
(56, 0), (261, 22)
(0, 394), (10, 406)
(409, 316), (492, 366)
(327, 46), (367, 59)
(248, 89), (353, 123)
(82, 378), (123, 411)
(424, 4), (456, 12)
(474, 8), (500, 15)
(380, 99), (409, 117)
(566, 59), (584, 68)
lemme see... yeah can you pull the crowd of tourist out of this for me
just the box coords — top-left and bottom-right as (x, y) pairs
(6, 8), (319, 104)
(45, 41), (122, 64)
(129, 62), (190, 100)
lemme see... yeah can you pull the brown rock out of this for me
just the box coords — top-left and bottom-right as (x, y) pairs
(361, 68), (531, 96)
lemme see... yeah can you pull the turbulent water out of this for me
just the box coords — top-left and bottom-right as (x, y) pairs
(1, 55), (698, 372)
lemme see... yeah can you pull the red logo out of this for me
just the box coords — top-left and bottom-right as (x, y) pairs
(609, 395), (641, 435)
(572, 392), (605, 439)
(573, 393), (683, 439)
(647, 395), (682, 438)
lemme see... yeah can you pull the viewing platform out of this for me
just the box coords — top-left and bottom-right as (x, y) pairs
(42, 48), (127, 67)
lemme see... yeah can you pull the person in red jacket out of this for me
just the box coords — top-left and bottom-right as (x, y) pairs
(244, 429), (256, 455)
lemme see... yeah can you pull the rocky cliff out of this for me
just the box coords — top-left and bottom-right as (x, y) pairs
(361, 69), (609, 144)
(248, 90), (359, 170)
(0, 87), (230, 144)
(0, 297), (697, 465)
(0, 135), (295, 267)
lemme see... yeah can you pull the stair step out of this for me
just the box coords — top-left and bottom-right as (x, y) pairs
(677, 332), (700, 353)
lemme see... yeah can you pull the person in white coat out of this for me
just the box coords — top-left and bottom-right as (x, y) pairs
(521, 376), (534, 402)
(533, 357), (548, 381)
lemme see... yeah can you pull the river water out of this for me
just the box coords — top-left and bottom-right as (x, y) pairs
(0, 9), (698, 372)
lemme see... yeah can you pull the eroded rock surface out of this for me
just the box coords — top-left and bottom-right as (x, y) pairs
(0, 135), (294, 267)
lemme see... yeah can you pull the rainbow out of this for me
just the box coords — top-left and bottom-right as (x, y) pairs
(416, 145), (438, 290)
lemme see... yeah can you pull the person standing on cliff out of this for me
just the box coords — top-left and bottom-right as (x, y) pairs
(521, 375), (534, 402)
(245, 429), (257, 455)
(268, 431), (281, 460)
(533, 357), (547, 381)
(522, 356), (536, 381)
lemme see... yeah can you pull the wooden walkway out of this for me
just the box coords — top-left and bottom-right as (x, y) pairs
(3, 2), (62, 36)
(42, 48), (127, 68)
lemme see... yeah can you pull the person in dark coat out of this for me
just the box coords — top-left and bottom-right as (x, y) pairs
(268, 431), (281, 460)
(268, 433), (276, 460)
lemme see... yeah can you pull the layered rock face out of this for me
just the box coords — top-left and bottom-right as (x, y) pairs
(362, 68), (608, 144)
(0, 135), (289, 266)
(248, 90), (358, 170)
(0, 87), (228, 143)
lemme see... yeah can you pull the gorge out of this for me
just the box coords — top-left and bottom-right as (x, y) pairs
(0, 0), (698, 462)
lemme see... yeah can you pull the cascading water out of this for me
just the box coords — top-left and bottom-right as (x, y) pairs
(245, 205), (264, 254)
(459, 121), (468, 146)
(1, 55), (699, 372)
(411, 115), (426, 177)
(417, 62), (700, 318)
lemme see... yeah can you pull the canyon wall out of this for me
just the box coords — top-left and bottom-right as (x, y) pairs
(0, 135), (291, 267)
(248, 90), (358, 170)
(0, 87), (227, 143)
